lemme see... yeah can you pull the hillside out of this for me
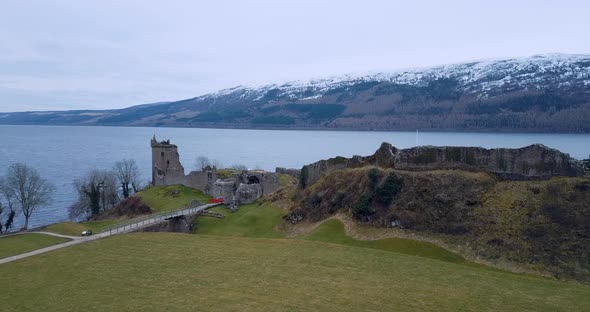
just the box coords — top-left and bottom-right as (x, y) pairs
(286, 165), (590, 281)
(1, 53), (589, 132)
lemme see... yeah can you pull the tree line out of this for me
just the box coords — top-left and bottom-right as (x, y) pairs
(0, 159), (141, 233)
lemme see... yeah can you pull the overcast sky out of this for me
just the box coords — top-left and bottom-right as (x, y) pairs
(0, 0), (588, 112)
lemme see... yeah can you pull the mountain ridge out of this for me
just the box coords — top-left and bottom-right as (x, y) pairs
(1, 53), (589, 132)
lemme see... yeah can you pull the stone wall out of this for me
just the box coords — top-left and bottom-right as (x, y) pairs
(236, 183), (262, 204)
(151, 136), (186, 186)
(300, 142), (584, 187)
(151, 136), (280, 208)
(140, 215), (196, 233)
(212, 179), (237, 201)
(300, 156), (349, 188)
(186, 170), (217, 194)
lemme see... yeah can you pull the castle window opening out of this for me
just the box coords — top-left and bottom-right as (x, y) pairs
(161, 151), (164, 157)
(247, 176), (260, 184)
(167, 160), (170, 165)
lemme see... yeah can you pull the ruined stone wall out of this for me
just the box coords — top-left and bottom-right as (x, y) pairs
(212, 180), (237, 201)
(300, 156), (349, 188)
(236, 183), (262, 204)
(253, 171), (280, 196)
(186, 170), (217, 195)
(300, 142), (584, 187)
(151, 137), (281, 204)
(393, 144), (581, 179)
(151, 137), (186, 186)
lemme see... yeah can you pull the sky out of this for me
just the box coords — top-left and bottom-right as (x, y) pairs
(0, 0), (589, 112)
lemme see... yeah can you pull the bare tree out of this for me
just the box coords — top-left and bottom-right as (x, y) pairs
(0, 190), (3, 233)
(4, 163), (54, 230)
(113, 159), (140, 199)
(195, 156), (222, 170)
(70, 169), (118, 220)
(0, 178), (16, 233)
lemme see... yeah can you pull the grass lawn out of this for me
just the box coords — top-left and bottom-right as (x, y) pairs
(138, 185), (211, 213)
(0, 233), (588, 311)
(196, 203), (466, 264)
(195, 202), (285, 238)
(43, 220), (120, 236)
(0, 233), (69, 259)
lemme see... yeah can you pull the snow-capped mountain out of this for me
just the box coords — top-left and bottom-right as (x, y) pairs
(2, 54), (590, 132)
(199, 53), (589, 100)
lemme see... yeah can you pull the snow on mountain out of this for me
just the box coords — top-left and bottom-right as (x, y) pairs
(198, 53), (590, 101)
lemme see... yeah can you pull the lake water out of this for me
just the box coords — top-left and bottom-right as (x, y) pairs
(0, 125), (589, 229)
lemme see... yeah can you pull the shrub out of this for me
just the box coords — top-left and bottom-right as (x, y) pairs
(375, 173), (403, 205)
(445, 147), (462, 162)
(367, 168), (381, 191)
(353, 195), (373, 216)
(299, 166), (309, 189)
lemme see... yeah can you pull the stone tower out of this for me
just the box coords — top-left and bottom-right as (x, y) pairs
(151, 136), (186, 186)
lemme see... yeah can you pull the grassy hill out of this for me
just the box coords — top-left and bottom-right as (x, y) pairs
(196, 203), (465, 264)
(195, 202), (285, 238)
(138, 184), (211, 213)
(291, 167), (590, 281)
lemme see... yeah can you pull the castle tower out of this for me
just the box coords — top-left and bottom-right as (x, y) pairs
(151, 136), (186, 186)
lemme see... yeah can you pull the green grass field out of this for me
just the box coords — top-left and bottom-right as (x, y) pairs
(304, 219), (465, 263)
(43, 220), (119, 236)
(196, 204), (465, 264)
(0, 233), (588, 311)
(138, 185), (211, 213)
(195, 202), (285, 238)
(0, 233), (69, 259)
(6, 198), (590, 310)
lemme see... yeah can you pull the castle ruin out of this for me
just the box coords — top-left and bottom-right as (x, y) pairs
(151, 136), (279, 208)
(300, 142), (585, 188)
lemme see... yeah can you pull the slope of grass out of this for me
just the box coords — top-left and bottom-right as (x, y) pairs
(277, 173), (297, 187)
(43, 220), (119, 236)
(195, 202), (284, 238)
(196, 203), (466, 264)
(1, 233), (589, 311)
(0, 233), (69, 259)
(304, 219), (465, 263)
(138, 185), (211, 213)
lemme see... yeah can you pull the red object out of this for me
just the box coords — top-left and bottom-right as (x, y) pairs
(209, 198), (224, 203)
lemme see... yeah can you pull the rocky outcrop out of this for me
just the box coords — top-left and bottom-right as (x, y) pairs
(300, 142), (584, 187)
